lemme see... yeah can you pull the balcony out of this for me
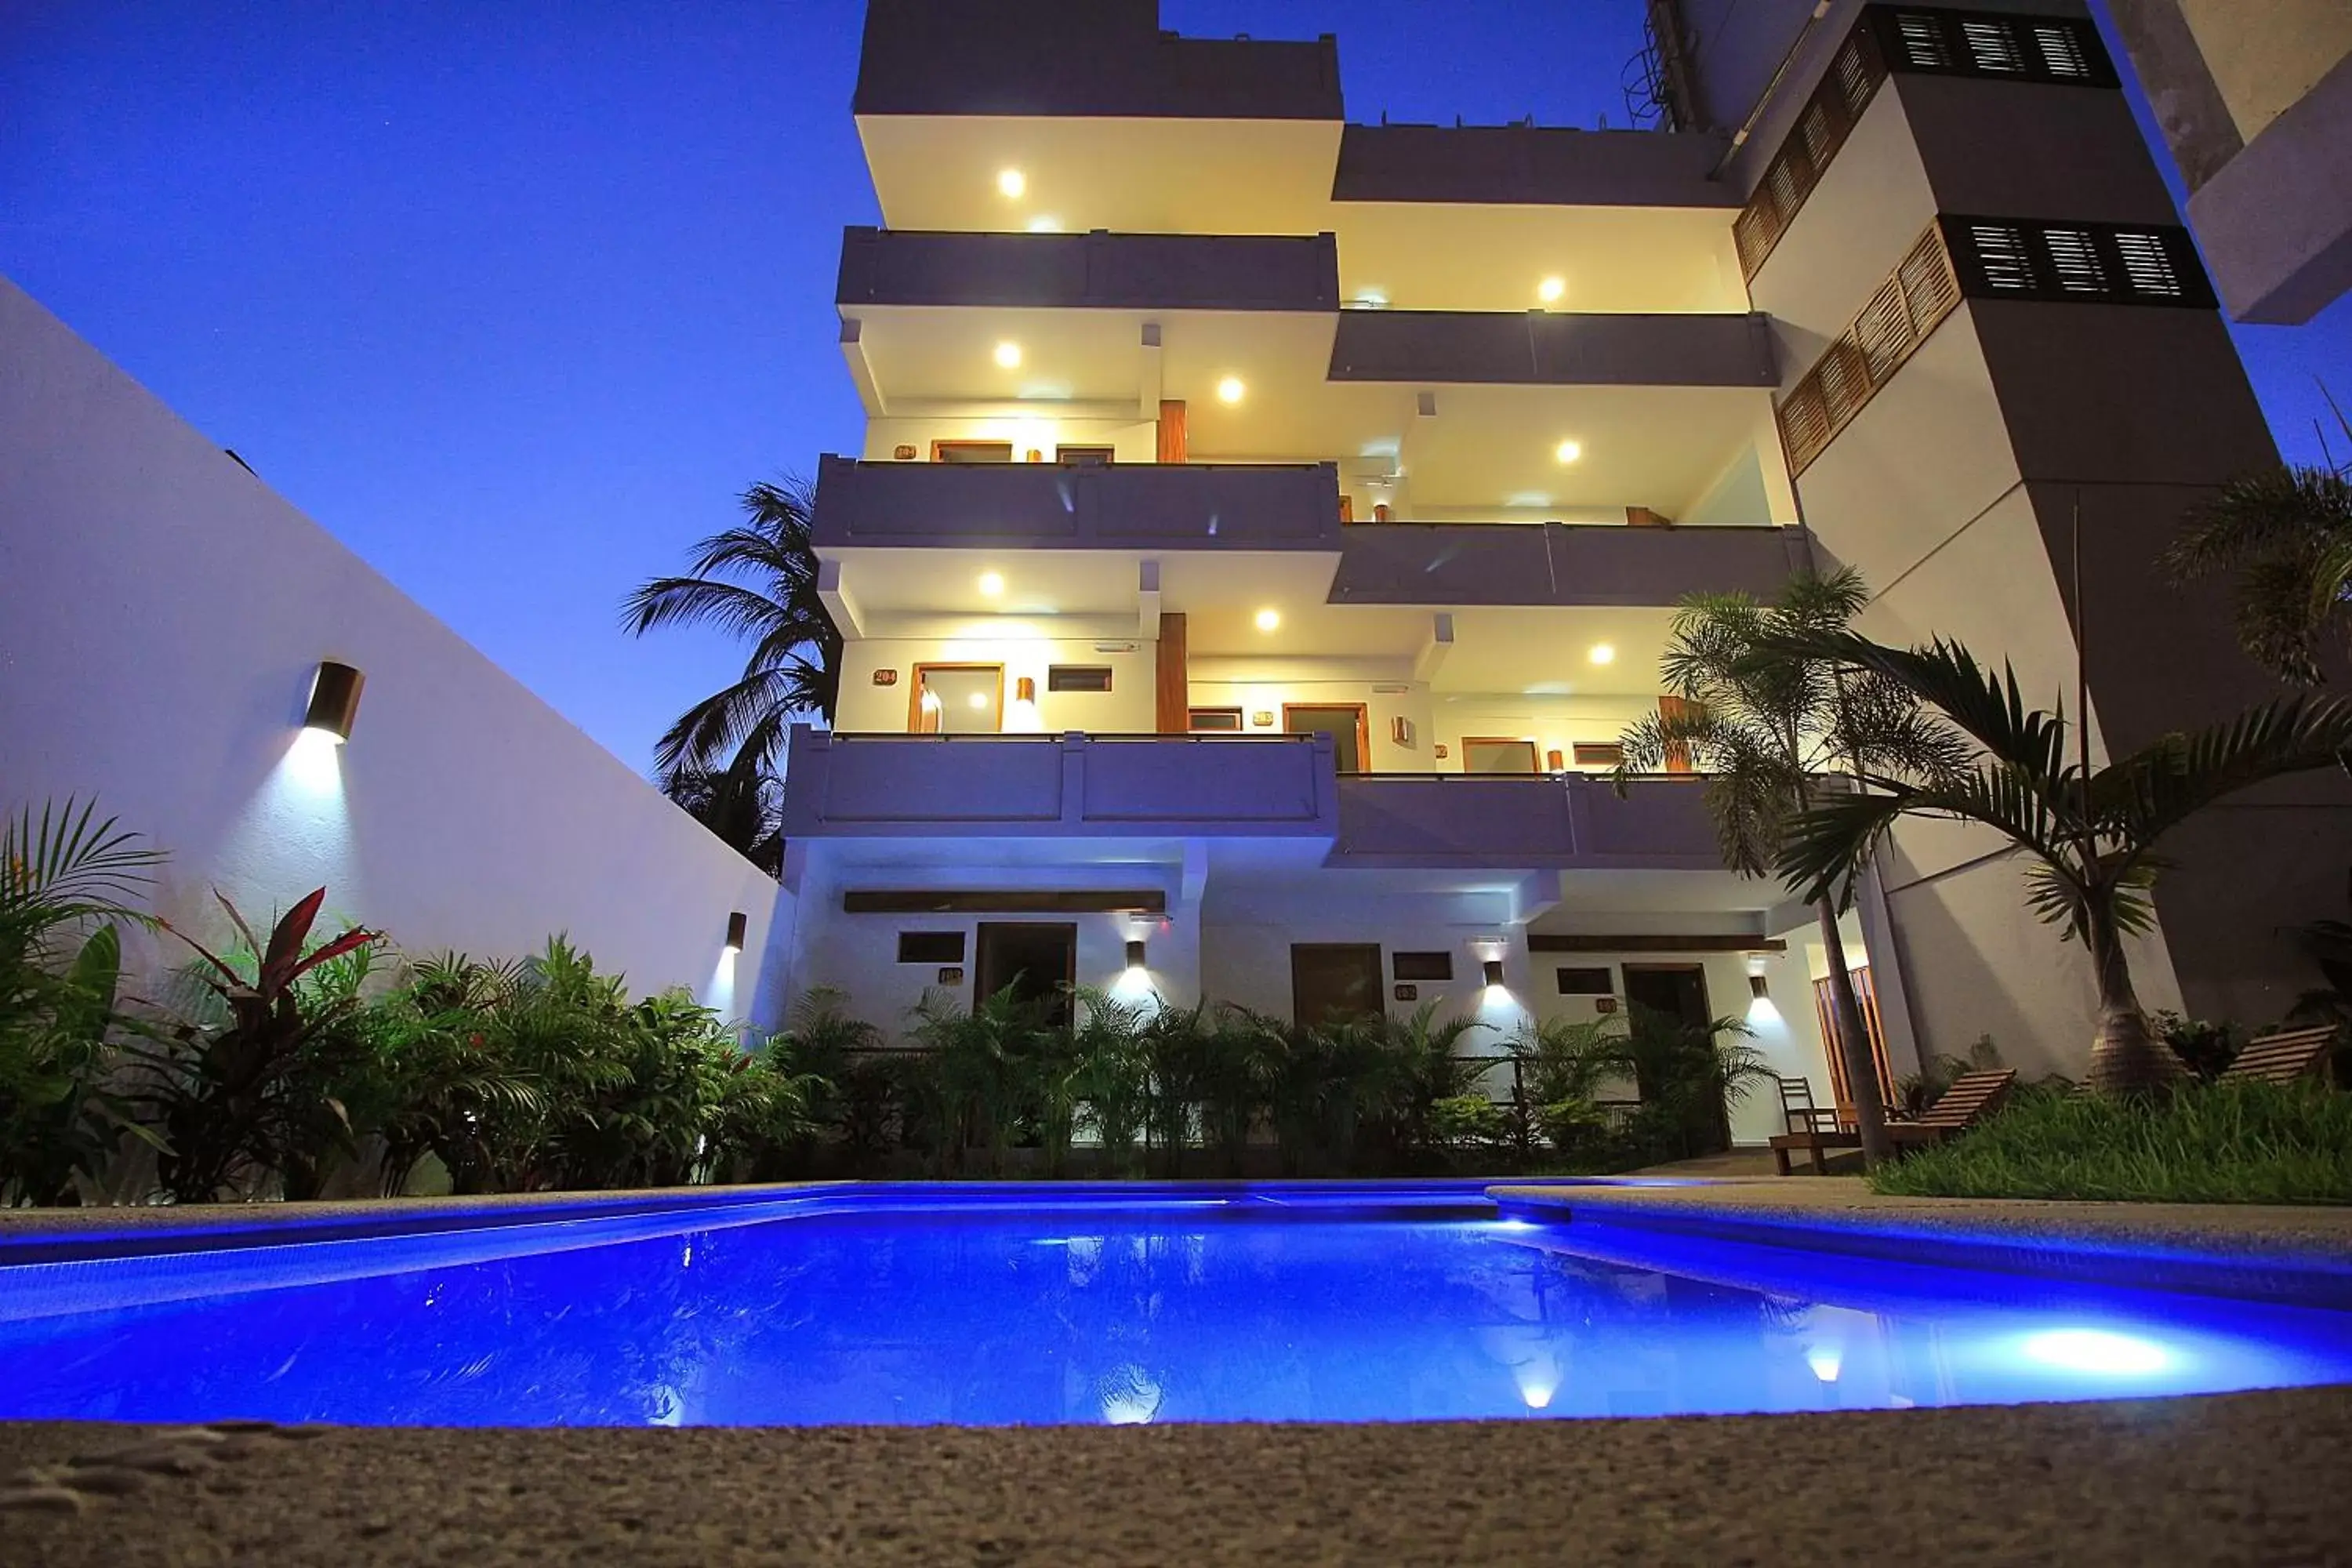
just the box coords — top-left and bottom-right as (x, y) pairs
(810, 456), (1345, 550)
(1332, 124), (1739, 209)
(1331, 774), (1724, 869)
(1328, 521), (1811, 607)
(838, 228), (1340, 314)
(782, 729), (1341, 838)
(1327, 310), (1777, 387)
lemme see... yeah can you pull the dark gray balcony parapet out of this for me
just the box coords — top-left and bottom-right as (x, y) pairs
(1332, 124), (1742, 208)
(1331, 774), (1726, 869)
(1328, 309), (1778, 387)
(782, 728), (1341, 839)
(811, 456), (1345, 550)
(854, 0), (1341, 121)
(838, 228), (1341, 313)
(1328, 522), (1813, 607)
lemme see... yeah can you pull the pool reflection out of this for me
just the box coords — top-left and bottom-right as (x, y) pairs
(1, 1207), (2346, 1427)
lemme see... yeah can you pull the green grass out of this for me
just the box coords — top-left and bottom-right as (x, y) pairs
(1868, 1080), (2352, 1204)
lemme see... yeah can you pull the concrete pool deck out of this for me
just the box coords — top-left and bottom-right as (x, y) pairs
(3, 1180), (2349, 1563)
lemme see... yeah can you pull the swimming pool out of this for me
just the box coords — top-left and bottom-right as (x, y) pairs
(2, 1182), (2347, 1426)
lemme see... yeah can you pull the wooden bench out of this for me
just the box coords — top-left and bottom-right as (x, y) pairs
(2218, 1025), (2339, 1086)
(1883, 1068), (2016, 1151)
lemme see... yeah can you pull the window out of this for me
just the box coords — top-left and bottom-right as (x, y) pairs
(1292, 944), (1384, 1027)
(1873, 10), (2114, 85)
(898, 931), (965, 964)
(1189, 706), (1244, 731)
(1461, 738), (1539, 775)
(1047, 666), (1113, 693)
(1056, 445), (1115, 466)
(1392, 951), (1454, 982)
(932, 440), (1013, 464)
(1556, 966), (1613, 996)
(1571, 742), (1625, 768)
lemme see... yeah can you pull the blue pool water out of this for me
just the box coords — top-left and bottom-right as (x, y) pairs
(2, 1184), (2347, 1427)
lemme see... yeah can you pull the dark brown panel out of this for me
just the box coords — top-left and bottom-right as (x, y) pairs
(845, 890), (1166, 915)
(1529, 935), (1785, 953)
(1156, 612), (1189, 734)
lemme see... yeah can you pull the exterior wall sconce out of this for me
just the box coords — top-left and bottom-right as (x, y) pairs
(1016, 677), (1037, 703)
(1482, 959), (1506, 988)
(724, 911), (748, 953)
(302, 660), (365, 743)
(1126, 938), (1147, 970)
(1546, 749), (1565, 771)
(1750, 972), (1771, 1000)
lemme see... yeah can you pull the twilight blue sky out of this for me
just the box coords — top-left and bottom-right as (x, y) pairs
(4, 1), (2345, 779)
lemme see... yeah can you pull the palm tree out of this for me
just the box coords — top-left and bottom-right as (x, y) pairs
(1614, 570), (1966, 1167)
(623, 477), (840, 781)
(655, 757), (782, 877)
(2165, 394), (2352, 686)
(1773, 633), (2352, 1095)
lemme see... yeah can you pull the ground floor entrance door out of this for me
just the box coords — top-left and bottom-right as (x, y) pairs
(1620, 962), (1727, 1154)
(973, 921), (1077, 1027)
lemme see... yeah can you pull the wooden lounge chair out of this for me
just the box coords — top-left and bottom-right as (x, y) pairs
(2218, 1024), (2339, 1087)
(1769, 1076), (1860, 1175)
(1883, 1068), (2016, 1150)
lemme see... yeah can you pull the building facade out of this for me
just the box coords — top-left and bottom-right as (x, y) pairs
(764, 0), (2345, 1126)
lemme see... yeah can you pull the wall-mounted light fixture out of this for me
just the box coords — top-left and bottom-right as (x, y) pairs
(1126, 938), (1147, 971)
(1016, 676), (1037, 703)
(1482, 959), (1506, 989)
(1750, 972), (1771, 1000)
(302, 660), (365, 743)
(724, 911), (748, 953)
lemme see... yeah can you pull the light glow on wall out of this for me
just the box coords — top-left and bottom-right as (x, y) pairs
(977, 571), (1005, 597)
(993, 341), (1023, 369)
(1254, 608), (1280, 632)
(1588, 644), (1615, 666)
(1555, 439), (1584, 465)
(1216, 376), (1246, 405)
(996, 168), (1026, 198)
(1537, 275), (1566, 305)
(1026, 215), (1062, 232)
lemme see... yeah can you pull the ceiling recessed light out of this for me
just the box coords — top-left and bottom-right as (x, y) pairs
(1255, 608), (1280, 632)
(978, 571), (1005, 597)
(1555, 438), (1583, 465)
(1537, 275), (1566, 304)
(1589, 643), (1616, 666)
(967, 691), (989, 710)
(1217, 376), (1246, 405)
(997, 168), (1026, 198)
(1026, 215), (1062, 233)
(994, 341), (1022, 368)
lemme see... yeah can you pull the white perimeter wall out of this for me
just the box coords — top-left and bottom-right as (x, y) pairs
(0, 277), (779, 1018)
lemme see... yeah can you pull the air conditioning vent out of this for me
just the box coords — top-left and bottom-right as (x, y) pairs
(2044, 229), (2107, 294)
(1960, 19), (2025, 72)
(1969, 224), (2038, 292)
(2114, 231), (2187, 299)
(2029, 23), (2092, 78)
(1895, 14), (1950, 68)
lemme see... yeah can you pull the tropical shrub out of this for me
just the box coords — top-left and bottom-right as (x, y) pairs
(131, 889), (383, 1203)
(0, 801), (165, 1206)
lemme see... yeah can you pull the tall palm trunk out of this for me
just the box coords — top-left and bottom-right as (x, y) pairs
(1817, 902), (1892, 1168)
(2081, 901), (2187, 1095)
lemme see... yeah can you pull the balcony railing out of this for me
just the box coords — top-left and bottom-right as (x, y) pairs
(782, 729), (1341, 838)
(1327, 309), (1777, 387)
(1329, 521), (1811, 607)
(811, 456), (1345, 550)
(1332, 773), (1724, 869)
(837, 227), (1340, 313)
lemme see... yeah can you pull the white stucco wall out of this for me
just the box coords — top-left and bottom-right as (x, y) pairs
(0, 276), (779, 1018)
